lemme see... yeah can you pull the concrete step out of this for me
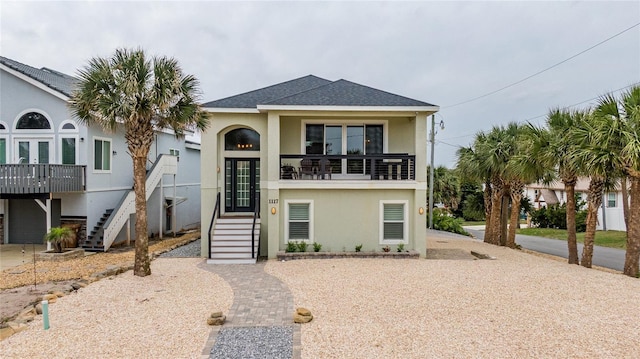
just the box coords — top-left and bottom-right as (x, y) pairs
(213, 240), (258, 247)
(216, 218), (260, 224)
(211, 252), (254, 259)
(212, 246), (258, 253)
(214, 223), (260, 230)
(207, 258), (257, 265)
(213, 229), (260, 236)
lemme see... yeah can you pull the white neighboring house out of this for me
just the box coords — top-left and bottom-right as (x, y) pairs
(0, 56), (202, 250)
(524, 177), (626, 231)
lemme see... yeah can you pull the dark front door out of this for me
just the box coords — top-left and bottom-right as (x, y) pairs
(225, 158), (260, 213)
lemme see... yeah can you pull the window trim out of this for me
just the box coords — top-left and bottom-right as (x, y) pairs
(379, 200), (409, 244)
(607, 192), (617, 208)
(59, 135), (79, 165)
(284, 199), (314, 243)
(12, 109), (54, 133)
(93, 136), (112, 173)
(300, 120), (389, 155)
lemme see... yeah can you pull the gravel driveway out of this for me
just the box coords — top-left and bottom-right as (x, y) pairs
(266, 236), (640, 358)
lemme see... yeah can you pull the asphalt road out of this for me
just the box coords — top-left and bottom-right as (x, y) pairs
(464, 227), (626, 272)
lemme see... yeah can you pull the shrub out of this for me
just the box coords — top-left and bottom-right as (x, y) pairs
(432, 209), (469, 236)
(43, 227), (74, 253)
(285, 241), (297, 253)
(397, 243), (405, 252)
(313, 242), (322, 252)
(530, 204), (587, 232)
(296, 241), (308, 252)
(355, 244), (363, 252)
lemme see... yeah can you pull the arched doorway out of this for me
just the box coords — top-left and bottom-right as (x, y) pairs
(224, 128), (260, 213)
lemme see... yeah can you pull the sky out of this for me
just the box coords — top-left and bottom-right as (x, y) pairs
(1, 0), (639, 167)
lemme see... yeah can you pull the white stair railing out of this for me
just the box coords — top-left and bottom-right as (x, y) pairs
(102, 155), (177, 251)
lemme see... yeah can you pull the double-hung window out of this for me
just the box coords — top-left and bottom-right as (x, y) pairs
(380, 200), (408, 244)
(285, 200), (313, 242)
(94, 137), (112, 172)
(607, 193), (616, 208)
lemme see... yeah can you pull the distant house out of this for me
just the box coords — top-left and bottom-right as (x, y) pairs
(0, 56), (202, 250)
(200, 75), (439, 263)
(524, 178), (626, 231)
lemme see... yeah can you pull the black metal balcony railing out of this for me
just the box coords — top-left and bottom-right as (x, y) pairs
(280, 154), (415, 180)
(0, 164), (86, 194)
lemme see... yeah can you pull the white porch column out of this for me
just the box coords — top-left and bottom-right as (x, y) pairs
(35, 198), (52, 251)
(159, 177), (163, 239)
(267, 112), (281, 259)
(414, 113), (428, 258)
(173, 174), (177, 237)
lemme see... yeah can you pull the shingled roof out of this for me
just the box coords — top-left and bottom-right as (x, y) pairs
(204, 75), (437, 109)
(0, 56), (77, 97)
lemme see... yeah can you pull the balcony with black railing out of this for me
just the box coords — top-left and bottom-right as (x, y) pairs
(0, 164), (86, 195)
(279, 154), (415, 181)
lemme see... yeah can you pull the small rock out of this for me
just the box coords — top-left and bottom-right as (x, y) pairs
(471, 251), (496, 260)
(293, 313), (313, 323)
(296, 307), (312, 316)
(42, 294), (57, 303)
(8, 322), (29, 333)
(210, 311), (223, 318)
(0, 327), (15, 340)
(207, 315), (226, 325)
(35, 303), (43, 314)
(8, 269), (26, 274)
(71, 282), (87, 290)
(52, 291), (65, 298)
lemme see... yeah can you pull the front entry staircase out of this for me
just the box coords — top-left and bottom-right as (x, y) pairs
(81, 154), (177, 251)
(209, 217), (260, 264)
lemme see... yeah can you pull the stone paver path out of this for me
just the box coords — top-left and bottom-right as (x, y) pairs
(199, 262), (301, 358)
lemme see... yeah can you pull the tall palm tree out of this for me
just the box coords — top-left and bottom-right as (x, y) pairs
(432, 166), (461, 210)
(457, 134), (493, 243)
(525, 109), (582, 264)
(592, 86), (640, 277)
(69, 48), (210, 277)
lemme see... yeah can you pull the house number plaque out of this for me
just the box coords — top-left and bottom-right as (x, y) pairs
(268, 199), (279, 204)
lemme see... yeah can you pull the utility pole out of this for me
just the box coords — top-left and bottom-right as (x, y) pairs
(428, 115), (435, 229)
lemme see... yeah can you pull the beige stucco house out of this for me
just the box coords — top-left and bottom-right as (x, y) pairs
(200, 76), (439, 263)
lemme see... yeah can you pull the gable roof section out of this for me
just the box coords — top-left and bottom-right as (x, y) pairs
(203, 75), (438, 110)
(203, 75), (332, 108)
(0, 56), (77, 98)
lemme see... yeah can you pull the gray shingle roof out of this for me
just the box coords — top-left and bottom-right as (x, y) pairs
(203, 75), (332, 108)
(204, 76), (437, 109)
(0, 56), (77, 97)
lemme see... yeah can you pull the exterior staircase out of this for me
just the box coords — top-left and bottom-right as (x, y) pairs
(209, 217), (260, 264)
(82, 154), (177, 252)
(81, 209), (113, 251)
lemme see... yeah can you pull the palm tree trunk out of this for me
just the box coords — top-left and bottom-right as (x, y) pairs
(500, 188), (509, 246)
(507, 184), (523, 248)
(489, 180), (503, 245)
(564, 180), (579, 264)
(623, 176), (640, 277)
(581, 178), (604, 268)
(133, 155), (151, 277)
(621, 177), (630, 230)
(483, 180), (493, 243)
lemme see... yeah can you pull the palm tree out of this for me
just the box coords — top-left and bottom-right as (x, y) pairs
(525, 109), (582, 264)
(590, 86), (640, 277)
(432, 166), (461, 210)
(69, 48), (210, 277)
(456, 134), (493, 243)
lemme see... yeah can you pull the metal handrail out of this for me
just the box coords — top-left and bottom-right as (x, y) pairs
(251, 192), (260, 259)
(207, 191), (221, 259)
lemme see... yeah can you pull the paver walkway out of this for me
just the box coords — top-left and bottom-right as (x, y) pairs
(199, 262), (301, 359)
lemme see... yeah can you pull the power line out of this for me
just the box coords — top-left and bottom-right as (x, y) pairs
(439, 82), (640, 142)
(443, 22), (640, 109)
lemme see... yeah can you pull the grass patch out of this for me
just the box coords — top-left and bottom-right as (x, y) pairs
(516, 228), (627, 249)
(462, 221), (486, 226)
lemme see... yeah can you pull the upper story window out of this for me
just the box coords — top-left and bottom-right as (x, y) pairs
(94, 137), (112, 172)
(0, 121), (6, 164)
(59, 120), (78, 132)
(607, 192), (616, 208)
(305, 123), (384, 176)
(16, 112), (51, 130)
(225, 128), (260, 151)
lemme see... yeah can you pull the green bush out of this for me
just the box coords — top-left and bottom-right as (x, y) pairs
(313, 242), (322, 252)
(530, 204), (587, 232)
(285, 241), (297, 253)
(296, 241), (308, 252)
(432, 209), (469, 236)
(355, 244), (363, 252)
(397, 243), (405, 252)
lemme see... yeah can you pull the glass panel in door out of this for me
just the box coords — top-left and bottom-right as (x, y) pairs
(346, 126), (364, 174)
(16, 139), (52, 164)
(18, 141), (30, 163)
(236, 160), (250, 208)
(325, 125), (342, 173)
